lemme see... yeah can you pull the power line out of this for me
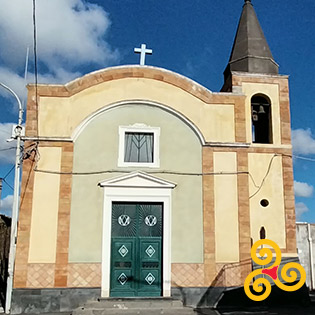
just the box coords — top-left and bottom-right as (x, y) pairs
(2, 165), (15, 180)
(0, 147), (16, 152)
(293, 155), (315, 162)
(249, 154), (279, 199)
(0, 129), (11, 136)
(2, 179), (14, 191)
(32, 0), (39, 137)
(34, 168), (250, 177)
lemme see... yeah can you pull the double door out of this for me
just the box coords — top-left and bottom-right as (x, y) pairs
(110, 202), (162, 297)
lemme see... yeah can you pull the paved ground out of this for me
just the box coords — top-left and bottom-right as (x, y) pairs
(197, 304), (315, 315)
(15, 291), (315, 315)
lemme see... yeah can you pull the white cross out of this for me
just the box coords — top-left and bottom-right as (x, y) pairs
(134, 44), (152, 66)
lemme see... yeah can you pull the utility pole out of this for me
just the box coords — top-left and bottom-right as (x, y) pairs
(0, 178), (2, 205)
(0, 82), (23, 314)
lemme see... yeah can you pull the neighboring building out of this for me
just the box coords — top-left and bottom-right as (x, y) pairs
(296, 223), (315, 291)
(12, 0), (297, 312)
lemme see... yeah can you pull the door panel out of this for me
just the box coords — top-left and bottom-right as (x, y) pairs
(110, 203), (162, 297)
(138, 238), (162, 296)
(110, 239), (136, 296)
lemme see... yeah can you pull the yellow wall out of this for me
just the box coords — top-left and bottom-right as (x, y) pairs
(214, 152), (239, 262)
(28, 147), (61, 263)
(248, 153), (286, 247)
(241, 83), (281, 145)
(39, 78), (235, 143)
(68, 104), (204, 263)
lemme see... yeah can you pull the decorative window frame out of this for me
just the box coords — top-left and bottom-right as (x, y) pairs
(118, 124), (160, 168)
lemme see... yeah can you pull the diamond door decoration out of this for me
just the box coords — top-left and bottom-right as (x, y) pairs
(145, 273), (155, 285)
(118, 273), (128, 285)
(111, 203), (162, 296)
(118, 245), (128, 257)
(145, 245), (155, 257)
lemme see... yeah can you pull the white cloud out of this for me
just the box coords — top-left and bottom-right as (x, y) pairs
(0, 123), (16, 165)
(295, 202), (309, 221)
(0, 67), (82, 109)
(0, 0), (119, 70)
(292, 128), (315, 155)
(294, 180), (314, 198)
(0, 67), (28, 107)
(0, 195), (13, 217)
(0, 0), (119, 110)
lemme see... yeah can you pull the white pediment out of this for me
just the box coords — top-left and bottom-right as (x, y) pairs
(98, 171), (176, 189)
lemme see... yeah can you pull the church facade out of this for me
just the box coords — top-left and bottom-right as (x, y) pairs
(12, 0), (297, 311)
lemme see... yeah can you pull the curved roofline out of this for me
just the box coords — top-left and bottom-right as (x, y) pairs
(27, 65), (216, 102)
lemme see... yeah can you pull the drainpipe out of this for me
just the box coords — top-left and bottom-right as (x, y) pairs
(307, 223), (314, 290)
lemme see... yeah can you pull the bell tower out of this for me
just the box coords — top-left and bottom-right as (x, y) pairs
(222, 0), (296, 254)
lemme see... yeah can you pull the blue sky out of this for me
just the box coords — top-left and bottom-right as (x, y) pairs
(0, 0), (315, 221)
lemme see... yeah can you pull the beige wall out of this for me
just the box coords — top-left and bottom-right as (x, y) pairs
(28, 147), (61, 263)
(248, 153), (286, 247)
(241, 83), (281, 145)
(214, 152), (240, 262)
(68, 104), (203, 263)
(39, 78), (235, 143)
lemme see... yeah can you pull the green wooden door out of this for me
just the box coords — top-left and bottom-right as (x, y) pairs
(110, 202), (162, 297)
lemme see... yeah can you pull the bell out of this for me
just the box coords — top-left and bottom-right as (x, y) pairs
(252, 110), (258, 121)
(258, 105), (266, 115)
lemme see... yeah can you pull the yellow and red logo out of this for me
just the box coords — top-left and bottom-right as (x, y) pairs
(244, 239), (306, 301)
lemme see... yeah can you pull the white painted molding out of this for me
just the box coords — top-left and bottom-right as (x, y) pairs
(71, 100), (206, 145)
(100, 171), (176, 298)
(99, 171), (176, 188)
(118, 125), (160, 168)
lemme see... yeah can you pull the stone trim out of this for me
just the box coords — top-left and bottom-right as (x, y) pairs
(67, 263), (101, 287)
(14, 142), (36, 288)
(25, 66), (246, 138)
(231, 73), (291, 146)
(202, 148), (216, 285)
(279, 80), (291, 145)
(171, 264), (204, 287)
(24, 89), (38, 138)
(237, 151), (252, 281)
(282, 154), (297, 253)
(234, 97), (247, 143)
(54, 143), (74, 287)
(26, 264), (55, 288)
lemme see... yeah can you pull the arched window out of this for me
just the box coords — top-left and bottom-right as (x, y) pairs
(251, 95), (272, 144)
(260, 226), (266, 240)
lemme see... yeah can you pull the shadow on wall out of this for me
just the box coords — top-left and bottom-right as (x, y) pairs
(0, 215), (11, 309)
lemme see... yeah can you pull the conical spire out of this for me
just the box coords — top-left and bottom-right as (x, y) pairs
(224, 0), (278, 79)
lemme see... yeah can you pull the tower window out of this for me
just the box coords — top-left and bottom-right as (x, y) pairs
(251, 95), (272, 144)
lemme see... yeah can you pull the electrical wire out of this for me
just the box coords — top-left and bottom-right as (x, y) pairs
(293, 155), (315, 162)
(0, 129), (11, 136)
(2, 165), (15, 180)
(29, 152), (310, 200)
(2, 179), (14, 191)
(32, 0), (39, 137)
(34, 167), (250, 177)
(249, 154), (279, 199)
(0, 147), (16, 152)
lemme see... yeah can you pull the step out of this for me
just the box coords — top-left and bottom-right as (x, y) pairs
(74, 308), (196, 315)
(72, 298), (196, 315)
(79, 298), (183, 310)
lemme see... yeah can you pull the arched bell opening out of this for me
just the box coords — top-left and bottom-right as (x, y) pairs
(251, 95), (272, 144)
